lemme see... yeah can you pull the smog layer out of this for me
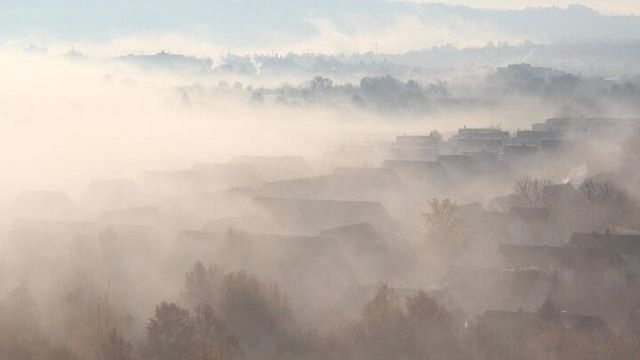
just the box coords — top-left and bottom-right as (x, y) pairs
(3, 2), (640, 360)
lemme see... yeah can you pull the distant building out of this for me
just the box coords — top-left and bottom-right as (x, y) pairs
(511, 130), (556, 146)
(452, 127), (510, 153)
(389, 133), (441, 161)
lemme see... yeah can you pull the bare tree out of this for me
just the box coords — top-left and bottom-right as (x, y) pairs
(424, 198), (463, 257)
(579, 179), (634, 229)
(514, 176), (553, 208)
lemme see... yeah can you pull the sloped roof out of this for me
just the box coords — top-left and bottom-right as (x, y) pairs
(203, 214), (274, 234)
(100, 206), (163, 226)
(442, 266), (548, 298)
(11, 190), (77, 219)
(191, 162), (264, 188)
(568, 232), (640, 254)
(80, 179), (145, 212)
(496, 244), (626, 272)
(256, 167), (403, 201)
(479, 310), (609, 334)
(490, 193), (529, 211)
(382, 160), (454, 190)
(231, 155), (311, 181)
(253, 197), (397, 238)
(319, 222), (386, 252)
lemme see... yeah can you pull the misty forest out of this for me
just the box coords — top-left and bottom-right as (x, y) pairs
(4, 1), (640, 360)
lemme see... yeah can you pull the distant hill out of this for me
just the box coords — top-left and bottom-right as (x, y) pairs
(2, 1), (640, 49)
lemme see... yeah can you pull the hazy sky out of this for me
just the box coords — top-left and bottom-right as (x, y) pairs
(434, 1), (640, 14)
(1, 1), (639, 56)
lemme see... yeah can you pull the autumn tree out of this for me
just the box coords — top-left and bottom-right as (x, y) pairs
(146, 302), (196, 360)
(184, 262), (223, 310)
(220, 271), (292, 357)
(345, 286), (462, 360)
(193, 304), (243, 360)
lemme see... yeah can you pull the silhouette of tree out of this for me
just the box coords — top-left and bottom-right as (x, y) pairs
(101, 329), (132, 360)
(515, 176), (553, 208)
(424, 198), (463, 257)
(538, 297), (561, 323)
(146, 302), (196, 360)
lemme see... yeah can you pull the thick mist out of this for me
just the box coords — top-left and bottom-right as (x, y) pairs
(3, 8), (640, 359)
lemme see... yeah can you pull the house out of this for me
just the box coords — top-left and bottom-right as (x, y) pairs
(139, 170), (211, 198)
(451, 127), (509, 153)
(496, 244), (629, 310)
(202, 214), (274, 234)
(502, 144), (540, 157)
(382, 160), (454, 193)
(99, 206), (163, 227)
(511, 130), (556, 146)
(230, 155), (311, 182)
(166, 230), (228, 273)
(256, 167), (404, 202)
(488, 193), (529, 212)
(10, 190), (78, 220)
(496, 244), (626, 273)
(252, 197), (399, 239)
(388, 133), (441, 161)
(156, 188), (256, 229)
(80, 179), (146, 214)
(319, 223), (391, 284)
(9, 219), (97, 251)
(437, 155), (479, 182)
(441, 266), (555, 316)
(319, 222), (386, 254)
(568, 232), (640, 274)
(508, 207), (561, 245)
(477, 310), (609, 337)
(191, 162), (264, 189)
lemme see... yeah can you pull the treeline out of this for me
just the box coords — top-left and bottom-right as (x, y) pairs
(2, 261), (639, 360)
(181, 64), (640, 115)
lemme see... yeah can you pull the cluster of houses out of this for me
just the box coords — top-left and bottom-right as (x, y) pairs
(4, 117), (640, 336)
(390, 117), (638, 161)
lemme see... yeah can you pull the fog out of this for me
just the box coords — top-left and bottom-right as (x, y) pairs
(4, 4), (640, 359)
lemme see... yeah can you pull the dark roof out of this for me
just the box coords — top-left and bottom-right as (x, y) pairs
(10, 219), (97, 242)
(191, 162), (264, 188)
(80, 179), (144, 211)
(230, 155), (310, 181)
(203, 214), (273, 234)
(382, 160), (453, 189)
(11, 190), (77, 219)
(479, 310), (609, 334)
(496, 244), (626, 272)
(257, 167), (403, 201)
(568, 232), (640, 254)
(490, 193), (529, 211)
(319, 222), (386, 252)
(510, 207), (551, 221)
(253, 197), (397, 237)
(99, 206), (162, 226)
(139, 170), (211, 196)
(509, 207), (553, 241)
(442, 266), (547, 297)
